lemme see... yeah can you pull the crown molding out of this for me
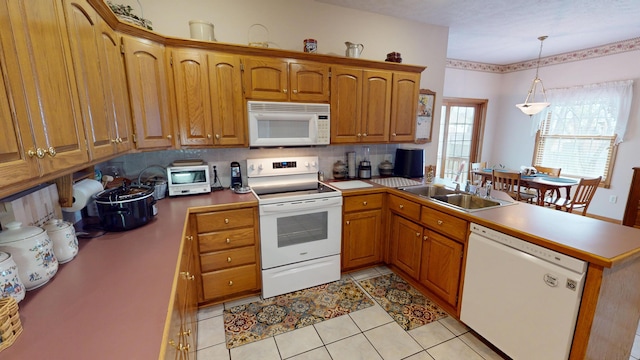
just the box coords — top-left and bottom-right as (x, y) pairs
(446, 37), (640, 74)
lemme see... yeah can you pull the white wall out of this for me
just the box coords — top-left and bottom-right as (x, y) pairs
(116, 0), (449, 166)
(445, 50), (640, 220)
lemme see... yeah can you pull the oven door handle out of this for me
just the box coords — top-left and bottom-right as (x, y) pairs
(260, 196), (342, 214)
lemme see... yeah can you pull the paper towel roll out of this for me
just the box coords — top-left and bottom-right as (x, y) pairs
(61, 179), (103, 212)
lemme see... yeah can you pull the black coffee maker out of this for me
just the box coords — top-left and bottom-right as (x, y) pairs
(230, 161), (242, 189)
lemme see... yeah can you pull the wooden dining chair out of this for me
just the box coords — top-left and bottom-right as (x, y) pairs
(553, 176), (602, 215)
(530, 165), (562, 205)
(492, 170), (534, 202)
(469, 161), (487, 186)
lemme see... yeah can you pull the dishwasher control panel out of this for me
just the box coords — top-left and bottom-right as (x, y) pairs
(470, 223), (587, 274)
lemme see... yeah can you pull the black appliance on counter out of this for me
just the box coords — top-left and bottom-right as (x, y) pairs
(394, 148), (424, 178)
(231, 161), (242, 189)
(93, 185), (157, 231)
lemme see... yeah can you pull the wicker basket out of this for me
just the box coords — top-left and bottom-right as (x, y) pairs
(0, 297), (22, 352)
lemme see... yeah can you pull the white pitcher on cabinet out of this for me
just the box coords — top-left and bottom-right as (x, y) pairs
(345, 42), (364, 58)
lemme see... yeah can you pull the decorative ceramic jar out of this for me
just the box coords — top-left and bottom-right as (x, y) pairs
(0, 252), (25, 303)
(333, 160), (348, 179)
(42, 219), (78, 264)
(0, 221), (58, 290)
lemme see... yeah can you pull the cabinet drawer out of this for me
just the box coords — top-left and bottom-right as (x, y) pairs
(388, 195), (421, 221)
(202, 264), (258, 299)
(198, 228), (255, 253)
(421, 206), (468, 242)
(196, 208), (254, 232)
(200, 246), (256, 272)
(344, 193), (384, 212)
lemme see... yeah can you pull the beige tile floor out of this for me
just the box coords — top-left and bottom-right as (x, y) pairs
(196, 266), (640, 360)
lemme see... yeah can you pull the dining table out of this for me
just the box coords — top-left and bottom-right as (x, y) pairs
(471, 169), (579, 206)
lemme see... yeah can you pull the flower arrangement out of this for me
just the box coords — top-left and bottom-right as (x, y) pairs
(107, 1), (153, 30)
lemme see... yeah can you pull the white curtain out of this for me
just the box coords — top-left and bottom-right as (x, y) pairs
(531, 79), (634, 144)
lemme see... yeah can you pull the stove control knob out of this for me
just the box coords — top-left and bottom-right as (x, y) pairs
(311, 161), (317, 168)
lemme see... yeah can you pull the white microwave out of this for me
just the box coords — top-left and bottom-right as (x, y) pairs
(166, 164), (211, 196)
(247, 101), (330, 147)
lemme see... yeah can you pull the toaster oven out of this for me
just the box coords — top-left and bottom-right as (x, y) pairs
(166, 164), (211, 196)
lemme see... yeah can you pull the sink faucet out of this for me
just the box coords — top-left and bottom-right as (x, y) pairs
(454, 182), (460, 193)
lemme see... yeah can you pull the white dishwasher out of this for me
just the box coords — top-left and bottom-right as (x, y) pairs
(461, 223), (587, 360)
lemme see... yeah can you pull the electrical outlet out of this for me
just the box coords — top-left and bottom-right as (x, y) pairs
(609, 195), (617, 204)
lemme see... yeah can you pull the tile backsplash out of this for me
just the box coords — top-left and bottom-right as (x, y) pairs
(98, 144), (413, 188)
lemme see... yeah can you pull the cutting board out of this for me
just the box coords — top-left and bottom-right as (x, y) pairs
(0, 183), (62, 229)
(330, 180), (373, 190)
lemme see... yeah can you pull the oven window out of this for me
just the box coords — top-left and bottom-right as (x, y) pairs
(170, 170), (207, 184)
(277, 211), (328, 247)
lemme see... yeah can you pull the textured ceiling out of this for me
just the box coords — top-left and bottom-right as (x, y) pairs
(315, 0), (640, 65)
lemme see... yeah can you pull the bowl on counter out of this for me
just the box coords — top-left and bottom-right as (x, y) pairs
(0, 221), (58, 291)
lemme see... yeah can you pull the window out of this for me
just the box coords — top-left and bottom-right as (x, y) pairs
(437, 98), (487, 183)
(532, 80), (633, 188)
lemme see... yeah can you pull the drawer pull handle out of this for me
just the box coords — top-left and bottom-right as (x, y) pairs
(399, 204), (404, 209)
(437, 220), (443, 225)
(224, 218), (229, 224)
(227, 257), (232, 263)
(363, 201), (368, 206)
(228, 281), (233, 286)
(226, 238), (231, 244)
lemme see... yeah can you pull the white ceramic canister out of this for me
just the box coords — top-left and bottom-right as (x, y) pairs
(0, 251), (25, 303)
(0, 221), (58, 290)
(42, 219), (78, 264)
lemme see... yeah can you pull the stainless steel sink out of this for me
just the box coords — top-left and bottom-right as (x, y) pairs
(399, 185), (515, 212)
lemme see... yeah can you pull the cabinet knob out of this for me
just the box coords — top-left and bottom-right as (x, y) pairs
(423, 235), (428, 241)
(27, 148), (44, 158)
(283, 88), (288, 93)
(416, 232), (420, 237)
(357, 133), (361, 137)
(228, 280), (234, 286)
(346, 220), (350, 225)
(399, 204), (404, 209)
(392, 133), (397, 136)
(167, 134), (172, 139)
(215, 134), (220, 139)
(226, 238), (231, 244)
(224, 218), (229, 224)
(111, 139), (118, 143)
(45, 147), (56, 157)
(181, 329), (191, 336)
(437, 220), (443, 225)
(362, 201), (368, 206)
(292, 89), (298, 94)
(227, 257), (232, 263)
(207, 134), (212, 139)
(186, 235), (193, 241)
(363, 133), (367, 137)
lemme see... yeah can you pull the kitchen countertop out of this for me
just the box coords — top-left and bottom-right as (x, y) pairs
(2, 190), (257, 360)
(4, 179), (640, 358)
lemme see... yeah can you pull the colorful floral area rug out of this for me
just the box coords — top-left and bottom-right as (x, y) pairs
(359, 273), (448, 331)
(223, 278), (374, 349)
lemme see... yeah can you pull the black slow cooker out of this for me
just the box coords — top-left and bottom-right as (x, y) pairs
(93, 185), (157, 231)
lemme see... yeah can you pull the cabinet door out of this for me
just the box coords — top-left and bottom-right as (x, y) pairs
(209, 52), (246, 146)
(242, 57), (288, 101)
(171, 48), (213, 146)
(2, 0), (88, 174)
(63, 0), (114, 160)
(122, 35), (173, 149)
(343, 209), (382, 270)
(361, 70), (391, 142)
(419, 230), (463, 307)
(390, 72), (420, 142)
(390, 214), (422, 278)
(0, 23), (39, 187)
(330, 66), (362, 143)
(289, 62), (329, 102)
(97, 19), (131, 153)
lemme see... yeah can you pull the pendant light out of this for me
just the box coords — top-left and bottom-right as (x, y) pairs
(516, 36), (550, 116)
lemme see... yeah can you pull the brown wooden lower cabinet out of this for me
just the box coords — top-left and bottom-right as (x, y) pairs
(342, 193), (384, 271)
(623, 167), (640, 228)
(419, 229), (463, 307)
(192, 206), (261, 304)
(389, 213), (423, 279)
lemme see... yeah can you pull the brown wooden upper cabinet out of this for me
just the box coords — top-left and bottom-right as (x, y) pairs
(63, 0), (131, 160)
(122, 35), (174, 150)
(331, 66), (392, 143)
(168, 48), (246, 147)
(242, 57), (330, 102)
(390, 72), (420, 142)
(0, 0), (89, 193)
